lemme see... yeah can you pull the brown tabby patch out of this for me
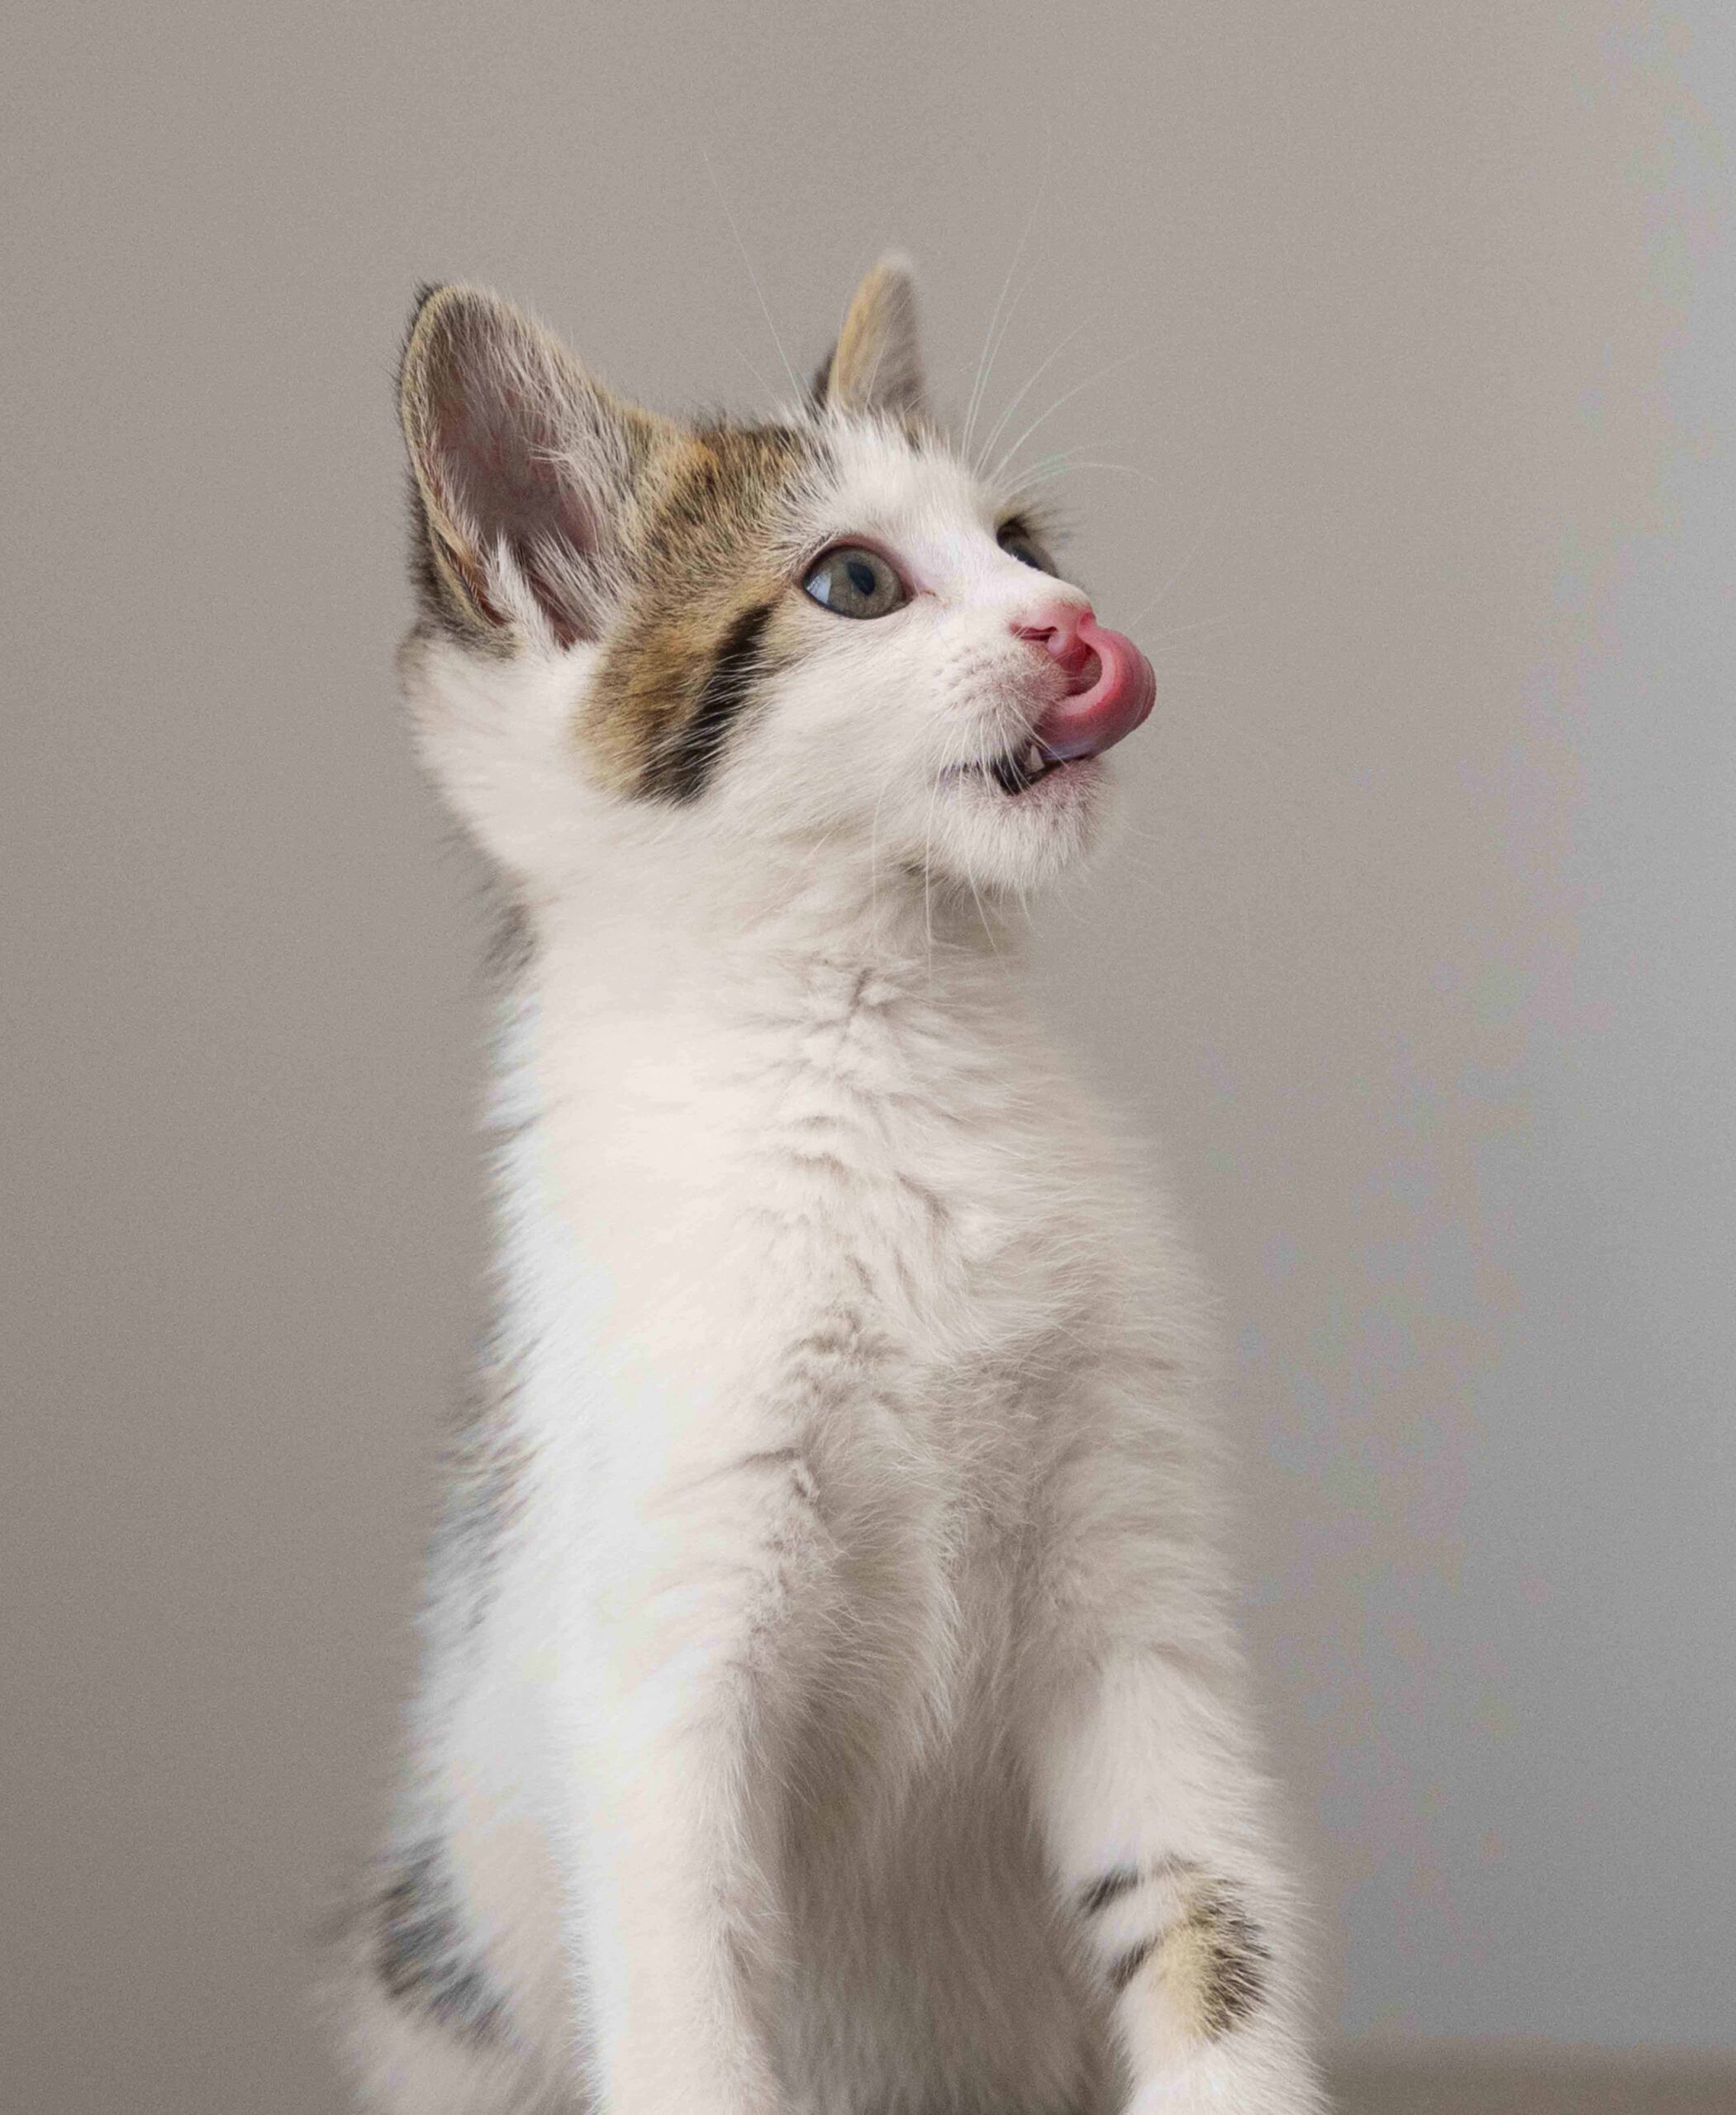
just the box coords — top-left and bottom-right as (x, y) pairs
(582, 424), (830, 801)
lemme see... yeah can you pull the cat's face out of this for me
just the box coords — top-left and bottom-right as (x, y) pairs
(396, 259), (1153, 907)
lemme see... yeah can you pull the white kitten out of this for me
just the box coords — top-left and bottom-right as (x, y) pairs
(336, 257), (1326, 2115)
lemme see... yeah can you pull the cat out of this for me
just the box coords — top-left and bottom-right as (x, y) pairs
(335, 255), (1326, 2115)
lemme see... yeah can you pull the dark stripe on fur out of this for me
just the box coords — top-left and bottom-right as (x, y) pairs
(644, 599), (775, 803)
(1079, 1866), (1142, 1916)
(374, 1841), (507, 2043)
(1109, 1936), (1158, 1992)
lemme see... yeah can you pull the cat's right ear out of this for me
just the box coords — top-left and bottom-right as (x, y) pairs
(398, 285), (667, 653)
(811, 254), (926, 422)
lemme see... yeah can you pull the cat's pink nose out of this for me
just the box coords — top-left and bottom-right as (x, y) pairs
(1013, 603), (1098, 690)
(1013, 603), (1157, 761)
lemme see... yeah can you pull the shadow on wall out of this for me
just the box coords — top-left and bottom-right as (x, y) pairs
(1332, 2043), (1736, 2114)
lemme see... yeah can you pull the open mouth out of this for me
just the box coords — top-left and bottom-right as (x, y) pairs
(945, 737), (1074, 798)
(985, 739), (1066, 796)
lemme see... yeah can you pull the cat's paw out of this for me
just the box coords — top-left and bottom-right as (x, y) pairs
(1123, 2047), (1329, 2115)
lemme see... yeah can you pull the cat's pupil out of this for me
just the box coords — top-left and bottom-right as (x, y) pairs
(847, 558), (876, 597)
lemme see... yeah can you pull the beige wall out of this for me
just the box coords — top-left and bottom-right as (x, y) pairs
(3, 3), (1731, 2108)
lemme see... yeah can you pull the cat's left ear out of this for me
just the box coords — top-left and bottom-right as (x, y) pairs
(398, 283), (670, 654)
(812, 254), (926, 421)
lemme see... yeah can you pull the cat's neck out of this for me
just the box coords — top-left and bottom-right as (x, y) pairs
(497, 863), (1065, 1268)
(528, 857), (1030, 1038)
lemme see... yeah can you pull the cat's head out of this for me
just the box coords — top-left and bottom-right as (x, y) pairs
(396, 258), (1153, 915)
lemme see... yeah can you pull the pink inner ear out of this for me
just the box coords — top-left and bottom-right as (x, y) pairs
(435, 382), (599, 646)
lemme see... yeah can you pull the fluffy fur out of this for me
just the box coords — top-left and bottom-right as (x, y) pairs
(335, 258), (1326, 2115)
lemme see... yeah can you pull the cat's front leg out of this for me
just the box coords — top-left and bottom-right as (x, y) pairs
(1022, 1389), (1327, 2115)
(561, 1430), (834, 2115)
(1030, 1642), (1326, 2114)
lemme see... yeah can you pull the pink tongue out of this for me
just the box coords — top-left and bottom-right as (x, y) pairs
(1035, 614), (1157, 762)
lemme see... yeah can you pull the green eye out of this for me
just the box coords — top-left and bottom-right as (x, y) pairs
(997, 521), (1057, 574)
(801, 545), (909, 620)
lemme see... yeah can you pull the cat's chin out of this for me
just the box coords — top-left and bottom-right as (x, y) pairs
(927, 749), (1114, 892)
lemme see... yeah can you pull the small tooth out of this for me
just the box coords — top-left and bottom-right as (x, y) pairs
(1025, 740), (1044, 774)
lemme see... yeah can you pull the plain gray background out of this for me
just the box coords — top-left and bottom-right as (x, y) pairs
(4, 2), (1732, 2108)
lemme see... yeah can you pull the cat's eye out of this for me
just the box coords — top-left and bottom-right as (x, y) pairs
(801, 545), (909, 620)
(997, 521), (1057, 575)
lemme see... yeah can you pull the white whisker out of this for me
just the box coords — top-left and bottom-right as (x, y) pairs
(961, 126), (1052, 456)
(989, 353), (1142, 488)
(1121, 488), (1228, 631)
(702, 146), (803, 405)
(975, 323), (1089, 478)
